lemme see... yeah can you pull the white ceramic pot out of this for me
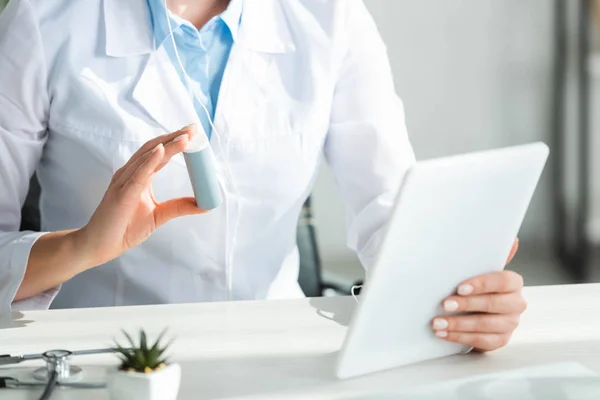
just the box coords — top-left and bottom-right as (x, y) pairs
(107, 363), (181, 400)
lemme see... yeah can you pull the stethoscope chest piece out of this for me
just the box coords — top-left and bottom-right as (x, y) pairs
(33, 350), (83, 383)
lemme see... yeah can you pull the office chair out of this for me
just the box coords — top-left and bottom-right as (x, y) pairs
(296, 197), (325, 296)
(19, 175), (352, 296)
(19, 174), (41, 232)
(296, 197), (354, 297)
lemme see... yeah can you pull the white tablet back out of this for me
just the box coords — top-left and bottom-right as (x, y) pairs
(336, 142), (549, 379)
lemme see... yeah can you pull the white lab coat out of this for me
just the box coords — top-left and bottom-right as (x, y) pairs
(0, 0), (415, 312)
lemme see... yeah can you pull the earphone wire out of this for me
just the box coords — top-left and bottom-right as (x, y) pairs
(351, 285), (362, 303)
(164, 3), (240, 301)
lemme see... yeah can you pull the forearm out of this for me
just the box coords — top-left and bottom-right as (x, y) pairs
(14, 229), (94, 301)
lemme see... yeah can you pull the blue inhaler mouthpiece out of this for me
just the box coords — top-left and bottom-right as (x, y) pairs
(183, 130), (223, 210)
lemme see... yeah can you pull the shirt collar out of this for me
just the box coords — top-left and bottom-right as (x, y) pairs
(104, 0), (294, 57)
(147, 0), (243, 46)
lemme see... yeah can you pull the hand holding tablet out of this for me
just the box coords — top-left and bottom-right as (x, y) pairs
(432, 239), (526, 352)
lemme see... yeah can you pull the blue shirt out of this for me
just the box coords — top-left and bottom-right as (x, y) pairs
(147, 0), (242, 138)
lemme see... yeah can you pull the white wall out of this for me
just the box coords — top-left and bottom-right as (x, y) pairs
(312, 0), (556, 276)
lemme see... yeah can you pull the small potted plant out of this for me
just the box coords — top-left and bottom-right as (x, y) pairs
(107, 329), (181, 400)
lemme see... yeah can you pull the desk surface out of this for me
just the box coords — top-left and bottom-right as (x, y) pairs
(1, 284), (600, 399)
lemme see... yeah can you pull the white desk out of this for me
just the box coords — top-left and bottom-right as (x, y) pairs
(1, 284), (600, 399)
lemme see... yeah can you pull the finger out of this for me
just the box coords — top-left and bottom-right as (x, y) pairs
(154, 133), (190, 173)
(434, 331), (511, 352)
(127, 124), (195, 167)
(442, 293), (527, 314)
(153, 197), (206, 227)
(114, 133), (190, 189)
(119, 143), (164, 201)
(113, 148), (155, 189)
(506, 238), (519, 264)
(432, 313), (520, 334)
(456, 270), (524, 296)
(113, 124), (196, 183)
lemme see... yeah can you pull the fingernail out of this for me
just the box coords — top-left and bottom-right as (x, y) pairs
(443, 300), (459, 312)
(181, 124), (197, 134)
(433, 318), (448, 330)
(435, 331), (448, 338)
(457, 284), (474, 296)
(152, 143), (163, 153)
(172, 134), (188, 143)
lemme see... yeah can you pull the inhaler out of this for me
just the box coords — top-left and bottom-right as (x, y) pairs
(183, 127), (223, 210)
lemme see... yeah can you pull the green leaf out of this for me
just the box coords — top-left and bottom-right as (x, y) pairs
(115, 350), (130, 359)
(134, 348), (146, 371)
(122, 330), (137, 349)
(147, 346), (159, 368)
(156, 347), (167, 359)
(114, 343), (128, 352)
(150, 328), (168, 353)
(140, 329), (148, 352)
(118, 352), (136, 370)
(157, 338), (174, 359)
(163, 338), (175, 352)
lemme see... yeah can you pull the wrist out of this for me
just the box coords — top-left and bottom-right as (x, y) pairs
(68, 227), (102, 271)
(18, 229), (100, 301)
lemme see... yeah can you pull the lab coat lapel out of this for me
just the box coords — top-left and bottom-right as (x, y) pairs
(238, 0), (296, 54)
(103, 0), (154, 57)
(132, 47), (199, 133)
(211, 0), (297, 144)
(104, 0), (197, 133)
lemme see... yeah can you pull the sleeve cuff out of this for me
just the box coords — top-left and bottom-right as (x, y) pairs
(3, 232), (59, 313)
(355, 227), (385, 271)
(11, 286), (60, 312)
(346, 190), (399, 271)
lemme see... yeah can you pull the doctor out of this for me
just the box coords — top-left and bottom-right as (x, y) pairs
(0, 0), (526, 351)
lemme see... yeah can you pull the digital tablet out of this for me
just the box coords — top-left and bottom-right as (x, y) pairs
(336, 142), (549, 379)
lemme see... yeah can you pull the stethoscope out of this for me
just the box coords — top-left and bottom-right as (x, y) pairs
(0, 347), (118, 398)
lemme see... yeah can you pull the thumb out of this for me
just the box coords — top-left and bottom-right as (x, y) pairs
(154, 197), (206, 227)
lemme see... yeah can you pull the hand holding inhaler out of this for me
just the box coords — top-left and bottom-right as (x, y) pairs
(78, 126), (206, 266)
